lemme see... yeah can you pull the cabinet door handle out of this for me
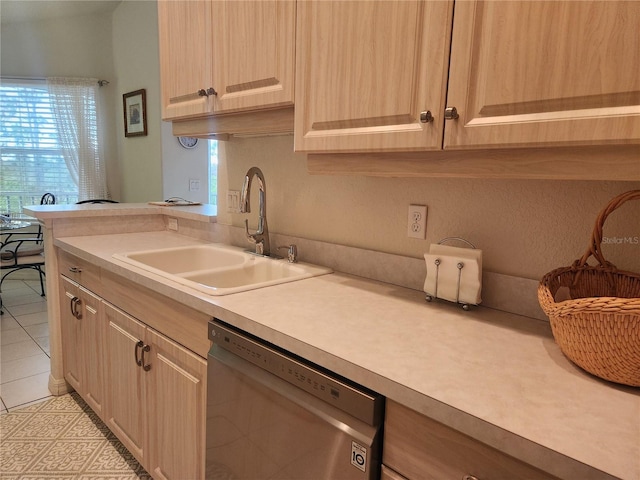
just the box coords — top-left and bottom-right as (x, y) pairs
(141, 344), (151, 372)
(69, 266), (82, 273)
(70, 296), (82, 319)
(135, 340), (144, 367)
(462, 476), (479, 480)
(206, 87), (218, 96)
(75, 298), (83, 319)
(197, 89), (207, 97)
(444, 106), (459, 120)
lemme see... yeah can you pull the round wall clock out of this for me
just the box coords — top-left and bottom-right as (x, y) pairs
(177, 136), (199, 149)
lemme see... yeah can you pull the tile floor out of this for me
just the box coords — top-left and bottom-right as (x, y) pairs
(0, 278), (51, 413)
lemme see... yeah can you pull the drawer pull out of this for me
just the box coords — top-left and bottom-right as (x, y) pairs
(463, 476), (479, 480)
(69, 266), (82, 273)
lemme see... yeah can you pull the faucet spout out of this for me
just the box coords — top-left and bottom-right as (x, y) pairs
(240, 167), (270, 256)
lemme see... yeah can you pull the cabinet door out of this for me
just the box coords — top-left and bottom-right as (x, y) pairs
(294, 0), (453, 153)
(78, 286), (105, 418)
(158, 0), (213, 119)
(445, 0), (640, 149)
(211, 0), (295, 114)
(146, 328), (207, 480)
(59, 276), (82, 392)
(104, 303), (147, 463)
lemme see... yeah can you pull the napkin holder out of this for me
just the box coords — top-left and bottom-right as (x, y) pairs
(423, 237), (482, 310)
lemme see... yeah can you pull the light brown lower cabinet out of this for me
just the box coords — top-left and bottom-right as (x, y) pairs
(383, 400), (559, 480)
(58, 253), (207, 480)
(104, 302), (207, 480)
(59, 276), (105, 418)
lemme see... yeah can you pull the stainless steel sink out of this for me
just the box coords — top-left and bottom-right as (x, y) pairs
(113, 244), (332, 295)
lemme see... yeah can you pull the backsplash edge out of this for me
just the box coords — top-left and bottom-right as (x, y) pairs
(195, 223), (547, 321)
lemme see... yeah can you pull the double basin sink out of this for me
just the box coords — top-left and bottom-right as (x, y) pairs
(113, 243), (332, 295)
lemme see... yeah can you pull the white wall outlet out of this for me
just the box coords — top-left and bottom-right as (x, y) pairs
(407, 204), (427, 239)
(227, 190), (241, 213)
(188, 178), (200, 191)
(167, 217), (178, 231)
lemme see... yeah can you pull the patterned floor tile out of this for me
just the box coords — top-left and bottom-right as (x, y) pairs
(0, 393), (149, 479)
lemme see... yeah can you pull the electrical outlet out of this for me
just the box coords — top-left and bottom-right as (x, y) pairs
(167, 217), (178, 231)
(407, 205), (427, 239)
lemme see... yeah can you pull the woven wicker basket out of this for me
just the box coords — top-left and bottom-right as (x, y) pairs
(538, 190), (640, 387)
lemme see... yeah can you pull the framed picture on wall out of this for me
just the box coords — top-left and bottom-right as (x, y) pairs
(123, 89), (147, 137)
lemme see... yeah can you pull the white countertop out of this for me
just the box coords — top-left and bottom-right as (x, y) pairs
(54, 231), (639, 480)
(27, 202), (217, 223)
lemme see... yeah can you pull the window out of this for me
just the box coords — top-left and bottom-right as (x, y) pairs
(209, 140), (218, 207)
(0, 79), (78, 214)
(0, 80), (78, 214)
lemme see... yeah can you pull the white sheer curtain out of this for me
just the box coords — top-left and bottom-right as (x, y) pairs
(46, 77), (109, 201)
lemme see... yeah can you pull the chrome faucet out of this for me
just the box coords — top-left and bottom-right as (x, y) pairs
(240, 167), (271, 256)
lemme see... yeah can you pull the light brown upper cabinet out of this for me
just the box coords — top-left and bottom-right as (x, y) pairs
(294, 0), (454, 153)
(445, 0), (640, 149)
(296, 0), (639, 153)
(158, 0), (212, 120)
(158, 0), (296, 121)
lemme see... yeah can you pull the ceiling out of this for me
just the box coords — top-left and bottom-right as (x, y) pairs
(1, 0), (122, 24)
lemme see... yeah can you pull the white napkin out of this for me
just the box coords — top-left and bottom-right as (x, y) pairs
(423, 244), (482, 305)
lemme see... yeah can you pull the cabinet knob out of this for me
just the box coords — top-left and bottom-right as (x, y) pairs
(420, 111), (434, 123)
(462, 476), (479, 480)
(69, 266), (82, 273)
(444, 107), (459, 120)
(198, 88), (218, 97)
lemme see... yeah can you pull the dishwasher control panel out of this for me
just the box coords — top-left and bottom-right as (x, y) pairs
(209, 319), (383, 426)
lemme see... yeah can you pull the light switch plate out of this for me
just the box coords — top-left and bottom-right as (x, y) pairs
(227, 190), (241, 213)
(189, 178), (200, 192)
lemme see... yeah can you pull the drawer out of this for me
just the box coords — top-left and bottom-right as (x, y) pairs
(57, 249), (102, 294)
(101, 269), (210, 358)
(383, 400), (558, 480)
(381, 465), (408, 480)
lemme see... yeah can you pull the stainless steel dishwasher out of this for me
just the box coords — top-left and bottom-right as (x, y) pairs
(206, 319), (385, 480)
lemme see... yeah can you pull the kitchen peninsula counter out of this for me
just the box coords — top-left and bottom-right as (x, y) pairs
(49, 230), (639, 480)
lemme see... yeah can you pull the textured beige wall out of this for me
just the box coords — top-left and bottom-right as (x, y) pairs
(111, 0), (163, 203)
(219, 135), (640, 280)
